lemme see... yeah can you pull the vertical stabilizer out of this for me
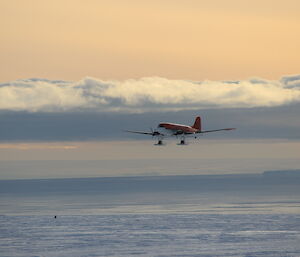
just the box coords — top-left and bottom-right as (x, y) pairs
(192, 116), (201, 131)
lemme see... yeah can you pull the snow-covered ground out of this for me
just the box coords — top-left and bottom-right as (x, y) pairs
(0, 173), (300, 256)
(0, 214), (299, 256)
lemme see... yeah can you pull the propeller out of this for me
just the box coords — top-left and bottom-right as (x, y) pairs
(150, 127), (155, 138)
(150, 127), (154, 137)
(150, 127), (161, 137)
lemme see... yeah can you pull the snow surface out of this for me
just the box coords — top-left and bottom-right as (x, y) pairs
(0, 214), (299, 256)
(1, 173), (300, 256)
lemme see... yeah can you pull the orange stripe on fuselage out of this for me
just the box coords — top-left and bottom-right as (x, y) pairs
(158, 123), (198, 133)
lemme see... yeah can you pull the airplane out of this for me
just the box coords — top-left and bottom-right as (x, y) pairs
(125, 116), (236, 145)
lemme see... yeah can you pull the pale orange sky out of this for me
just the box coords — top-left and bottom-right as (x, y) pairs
(0, 0), (299, 81)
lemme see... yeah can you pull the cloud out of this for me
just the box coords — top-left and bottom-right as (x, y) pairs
(280, 74), (300, 88)
(1, 75), (300, 113)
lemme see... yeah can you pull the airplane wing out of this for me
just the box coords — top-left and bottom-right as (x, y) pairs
(198, 128), (236, 133)
(124, 130), (164, 136)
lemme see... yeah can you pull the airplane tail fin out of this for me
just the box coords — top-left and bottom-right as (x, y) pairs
(192, 116), (201, 131)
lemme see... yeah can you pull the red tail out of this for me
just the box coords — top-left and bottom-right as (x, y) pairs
(192, 116), (201, 131)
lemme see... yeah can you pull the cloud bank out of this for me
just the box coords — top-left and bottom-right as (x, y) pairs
(1, 75), (300, 113)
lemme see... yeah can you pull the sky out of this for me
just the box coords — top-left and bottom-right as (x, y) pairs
(1, 0), (300, 81)
(0, 0), (300, 179)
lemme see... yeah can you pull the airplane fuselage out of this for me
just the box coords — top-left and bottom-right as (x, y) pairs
(158, 123), (199, 134)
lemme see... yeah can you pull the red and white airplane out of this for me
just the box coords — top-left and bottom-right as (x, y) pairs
(125, 116), (236, 145)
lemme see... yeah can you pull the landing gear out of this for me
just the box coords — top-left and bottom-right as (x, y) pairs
(155, 135), (164, 145)
(178, 136), (186, 145)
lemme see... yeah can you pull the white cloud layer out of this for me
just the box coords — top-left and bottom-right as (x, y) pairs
(1, 75), (300, 112)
